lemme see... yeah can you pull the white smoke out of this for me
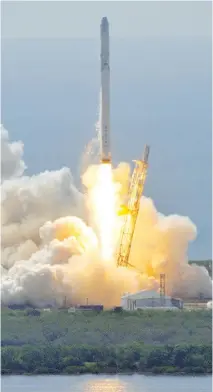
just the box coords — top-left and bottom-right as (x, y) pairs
(1, 127), (212, 308)
(1, 124), (26, 181)
(130, 197), (211, 298)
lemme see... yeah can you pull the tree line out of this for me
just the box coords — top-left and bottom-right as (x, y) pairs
(1, 343), (212, 375)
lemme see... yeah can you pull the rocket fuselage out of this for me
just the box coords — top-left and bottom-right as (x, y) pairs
(100, 17), (111, 164)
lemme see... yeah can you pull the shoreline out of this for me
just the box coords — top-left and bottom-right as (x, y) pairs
(2, 309), (212, 377)
(2, 367), (212, 376)
(1, 371), (212, 376)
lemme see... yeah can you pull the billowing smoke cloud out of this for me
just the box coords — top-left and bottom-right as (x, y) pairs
(2, 168), (85, 250)
(131, 197), (211, 298)
(1, 125), (26, 181)
(1, 127), (212, 308)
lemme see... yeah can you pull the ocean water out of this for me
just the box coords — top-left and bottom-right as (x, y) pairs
(1, 375), (212, 392)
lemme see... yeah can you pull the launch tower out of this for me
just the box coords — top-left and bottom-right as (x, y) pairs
(116, 145), (150, 267)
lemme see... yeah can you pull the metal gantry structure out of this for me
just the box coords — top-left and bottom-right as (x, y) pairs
(116, 145), (150, 268)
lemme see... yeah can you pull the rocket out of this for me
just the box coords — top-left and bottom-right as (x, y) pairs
(100, 17), (111, 164)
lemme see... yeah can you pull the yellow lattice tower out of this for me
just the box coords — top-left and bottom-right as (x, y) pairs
(116, 145), (150, 267)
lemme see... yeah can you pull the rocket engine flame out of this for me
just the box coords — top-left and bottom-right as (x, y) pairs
(85, 163), (117, 261)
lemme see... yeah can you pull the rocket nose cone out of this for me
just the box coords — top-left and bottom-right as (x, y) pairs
(102, 16), (108, 24)
(101, 17), (109, 31)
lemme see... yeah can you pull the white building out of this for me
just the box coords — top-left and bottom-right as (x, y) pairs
(207, 301), (212, 309)
(121, 289), (183, 310)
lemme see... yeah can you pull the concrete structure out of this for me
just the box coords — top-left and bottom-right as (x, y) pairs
(121, 289), (183, 310)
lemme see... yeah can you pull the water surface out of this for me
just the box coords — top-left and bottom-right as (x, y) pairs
(1, 375), (212, 392)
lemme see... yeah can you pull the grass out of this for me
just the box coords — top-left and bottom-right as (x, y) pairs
(1, 307), (212, 347)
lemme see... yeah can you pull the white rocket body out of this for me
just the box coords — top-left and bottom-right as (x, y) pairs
(100, 17), (111, 164)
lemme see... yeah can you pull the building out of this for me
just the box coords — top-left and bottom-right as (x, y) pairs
(75, 305), (104, 312)
(121, 289), (183, 310)
(206, 301), (212, 309)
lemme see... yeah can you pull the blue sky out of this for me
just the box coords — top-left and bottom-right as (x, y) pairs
(1, 1), (212, 259)
(2, 1), (211, 38)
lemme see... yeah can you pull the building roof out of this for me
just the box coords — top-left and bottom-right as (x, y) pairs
(121, 289), (172, 300)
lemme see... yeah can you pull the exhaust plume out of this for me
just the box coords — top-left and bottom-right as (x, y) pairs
(1, 126), (212, 308)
